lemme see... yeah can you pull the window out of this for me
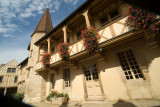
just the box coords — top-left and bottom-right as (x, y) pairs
(0, 76), (3, 83)
(64, 68), (70, 87)
(109, 9), (119, 19)
(51, 47), (55, 53)
(98, 5), (120, 26)
(7, 68), (12, 73)
(14, 76), (18, 83)
(76, 32), (81, 40)
(51, 74), (55, 89)
(12, 68), (16, 73)
(84, 64), (99, 81)
(7, 68), (16, 73)
(118, 50), (144, 80)
(100, 16), (109, 25)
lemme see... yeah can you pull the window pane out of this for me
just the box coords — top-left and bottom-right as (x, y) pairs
(64, 68), (70, 87)
(0, 76), (3, 83)
(12, 68), (16, 73)
(7, 68), (12, 73)
(51, 74), (55, 89)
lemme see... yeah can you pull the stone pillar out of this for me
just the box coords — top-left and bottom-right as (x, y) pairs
(62, 26), (67, 42)
(37, 45), (40, 62)
(46, 71), (51, 97)
(47, 38), (51, 53)
(82, 10), (91, 28)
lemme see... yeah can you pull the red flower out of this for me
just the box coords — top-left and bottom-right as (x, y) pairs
(57, 42), (69, 60)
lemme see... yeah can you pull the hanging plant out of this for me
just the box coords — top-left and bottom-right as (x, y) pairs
(81, 26), (100, 55)
(125, 5), (160, 31)
(57, 42), (69, 60)
(41, 52), (51, 69)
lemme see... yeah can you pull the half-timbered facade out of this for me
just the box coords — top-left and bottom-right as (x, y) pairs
(18, 0), (160, 103)
(0, 59), (20, 96)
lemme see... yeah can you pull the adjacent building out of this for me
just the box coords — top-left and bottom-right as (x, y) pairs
(18, 0), (160, 103)
(0, 59), (20, 97)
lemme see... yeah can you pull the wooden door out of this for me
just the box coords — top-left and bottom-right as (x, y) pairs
(84, 64), (103, 99)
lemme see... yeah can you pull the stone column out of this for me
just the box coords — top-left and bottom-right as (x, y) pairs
(47, 37), (51, 53)
(82, 10), (91, 28)
(37, 45), (40, 62)
(62, 26), (67, 42)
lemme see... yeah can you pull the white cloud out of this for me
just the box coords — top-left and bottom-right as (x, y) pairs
(63, 0), (80, 6)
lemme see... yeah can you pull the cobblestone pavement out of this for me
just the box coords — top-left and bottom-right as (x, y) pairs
(30, 100), (160, 107)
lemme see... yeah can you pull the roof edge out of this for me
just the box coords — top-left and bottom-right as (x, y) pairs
(34, 0), (94, 45)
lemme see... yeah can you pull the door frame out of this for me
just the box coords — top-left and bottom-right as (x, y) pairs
(80, 58), (105, 99)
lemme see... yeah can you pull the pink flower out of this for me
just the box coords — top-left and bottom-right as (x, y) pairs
(143, 25), (146, 28)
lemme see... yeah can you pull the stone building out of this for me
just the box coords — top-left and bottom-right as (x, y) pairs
(18, 0), (160, 103)
(0, 59), (20, 96)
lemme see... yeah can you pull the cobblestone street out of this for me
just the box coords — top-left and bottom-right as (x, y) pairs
(30, 100), (160, 107)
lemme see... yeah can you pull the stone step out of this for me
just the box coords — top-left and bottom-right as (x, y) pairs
(86, 98), (105, 101)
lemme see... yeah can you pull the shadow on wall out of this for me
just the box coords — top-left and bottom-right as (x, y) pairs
(113, 99), (137, 107)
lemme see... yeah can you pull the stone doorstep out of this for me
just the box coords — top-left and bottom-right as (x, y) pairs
(86, 98), (105, 101)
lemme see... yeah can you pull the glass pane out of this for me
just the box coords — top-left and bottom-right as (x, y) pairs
(7, 68), (11, 73)
(12, 68), (16, 73)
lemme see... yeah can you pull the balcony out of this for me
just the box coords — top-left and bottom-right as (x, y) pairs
(36, 16), (135, 71)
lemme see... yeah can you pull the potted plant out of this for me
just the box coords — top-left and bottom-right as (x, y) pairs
(41, 52), (51, 69)
(125, 5), (160, 31)
(81, 26), (100, 55)
(57, 42), (69, 61)
(46, 91), (69, 105)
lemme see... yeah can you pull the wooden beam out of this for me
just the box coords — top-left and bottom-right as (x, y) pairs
(62, 26), (67, 42)
(47, 37), (51, 53)
(37, 45), (40, 62)
(82, 9), (91, 28)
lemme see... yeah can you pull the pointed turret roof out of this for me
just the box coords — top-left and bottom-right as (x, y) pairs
(34, 7), (53, 34)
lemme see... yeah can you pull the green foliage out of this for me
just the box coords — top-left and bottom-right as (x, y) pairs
(46, 92), (69, 102)
(64, 93), (69, 98)
(46, 93), (53, 101)
(56, 93), (64, 98)
(12, 92), (24, 102)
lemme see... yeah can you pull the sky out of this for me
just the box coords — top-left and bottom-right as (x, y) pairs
(0, 0), (86, 64)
